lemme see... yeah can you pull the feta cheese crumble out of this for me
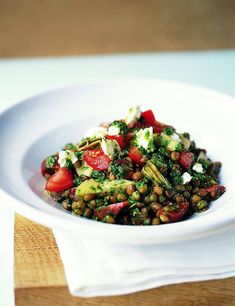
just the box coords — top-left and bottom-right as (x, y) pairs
(193, 163), (204, 173)
(107, 125), (120, 136)
(84, 127), (107, 138)
(136, 127), (154, 151)
(58, 150), (78, 167)
(101, 138), (120, 160)
(171, 132), (181, 143)
(125, 105), (141, 124)
(181, 172), (192, 184)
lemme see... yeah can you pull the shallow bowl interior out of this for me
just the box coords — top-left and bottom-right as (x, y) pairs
(0, 78), (234, 244)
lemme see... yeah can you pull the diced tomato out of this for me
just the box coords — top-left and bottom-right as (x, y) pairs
(94, 206), (107, 220)
(153, 121), (167, 134)
(141, 110), (156, 126)
(83, 148), (111, 171)
(41, 159), (59, 176)
(126, 132), (134, 144)
(106, 134), (125, 149)
(179, 152), (194, 169)
(45, 167), (74, 192)
(158, 202), (189, 223)
(107, 201), (129, 215)
(207, 185), (226, 200)
(167, 202), (189, 222)
(94, 201), (129, 220)
(128, 146), (144, 165)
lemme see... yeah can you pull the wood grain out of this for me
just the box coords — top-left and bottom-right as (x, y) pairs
(15, 214), (235, 306)
(15, 280), (235, 306)
(14, 215), (66, 288)
(0, 0), (235, 58)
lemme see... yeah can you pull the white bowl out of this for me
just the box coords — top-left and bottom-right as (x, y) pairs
(0, 78), (234, 244)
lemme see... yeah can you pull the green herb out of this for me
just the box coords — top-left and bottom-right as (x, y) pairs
(110, 162), (125, 179)
(46, 156), (56, 168)
(175, 143), (182, 152)
(171, 170), (183, 185)
(74, 151), (83, 160)
(110, 120), (128, 136)
(73, 175), (84, 186)
(65, 159), (73, 170)
(198, 158), (210, 170)
(130, 207), (140, 217)
(163, 127), (174, 136)
(135, 179), (148, 191)
(64, 143), (77, 150)
(157, 147), (166, 156)
(193, 172), (206, 182)
(90, 170), (106, 183)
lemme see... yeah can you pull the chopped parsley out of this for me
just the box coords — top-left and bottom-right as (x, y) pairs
(73, 175), (84, 186)
(91, 170), (106, 183)
(175, 143), (182, 152)
(74, 151), (83, 160)
(64, 143), (77, 150)
(110, 162), (125, 179)
(192, 172), (206, 181)
(171, 170), (183, 185)
(65, 159), (73, 170)
(46, 156), (56, 168)
(135, 179), (149, 192)
(163, 127), (174, 136)
(110, 120), (128, 136)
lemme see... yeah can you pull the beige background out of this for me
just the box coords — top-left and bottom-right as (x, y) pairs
(0, 0), (235, 58)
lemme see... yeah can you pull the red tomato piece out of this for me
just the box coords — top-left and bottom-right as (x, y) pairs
(167, 202), (189, 222)
(106, 134), (125, 149)
(45, 167), (74, 192)
(107, 201), (129, 215)
(126, 132), (134, 144)
(128, 146), (144, 165)
(207, 184), (226, 199)
(94, 206), (107, 220)
(141, 110), (156, 126)
(41, 159), (60, 176)
(94, 202), (129, 220)
(179, 152), (194, 169)
(83, 148), (111, 171)
(153, 121), (168, 134)
(158, 202), (189, 223)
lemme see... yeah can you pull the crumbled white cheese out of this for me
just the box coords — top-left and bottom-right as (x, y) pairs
(125, 105), (141, 124)
(193, 163), (204, 173)
(171, 132), (181, 143)
(136, 127), (153, 151)
(181, 172), (192, 184)
(107, 125), (120, 136)
(84, 127), (107, 138)
(101, 138), (120, 160)
(58, 150), (78, 167)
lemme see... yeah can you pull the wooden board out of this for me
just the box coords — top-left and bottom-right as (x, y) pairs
(0, 0), (235, 58)
(15, 214), (235, 306)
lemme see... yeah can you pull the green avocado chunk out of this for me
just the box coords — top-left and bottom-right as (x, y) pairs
(160, 132), (179, 151)
(76, 179), (133, 198)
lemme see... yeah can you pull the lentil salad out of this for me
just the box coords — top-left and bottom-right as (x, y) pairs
(41, 106), (225, 225)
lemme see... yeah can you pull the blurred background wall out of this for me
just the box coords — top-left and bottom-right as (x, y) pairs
(0, 0), (234, 58)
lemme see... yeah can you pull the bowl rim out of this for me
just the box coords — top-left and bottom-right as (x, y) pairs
(1, 77), (235, 244)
